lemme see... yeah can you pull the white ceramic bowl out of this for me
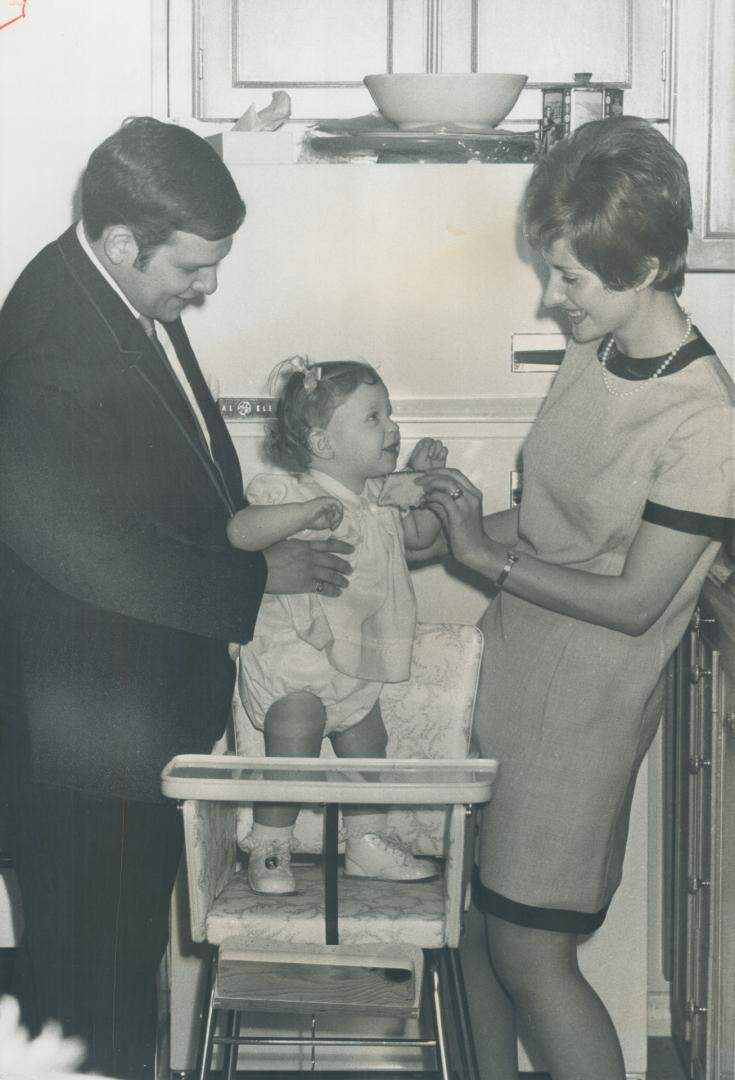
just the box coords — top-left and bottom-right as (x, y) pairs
(363, 72), (528, 131)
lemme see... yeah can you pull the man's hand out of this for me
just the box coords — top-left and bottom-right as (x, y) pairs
(263, 538), (354, 597)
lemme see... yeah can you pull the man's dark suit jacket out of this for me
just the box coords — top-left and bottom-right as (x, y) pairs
(0, 225), (267, 802)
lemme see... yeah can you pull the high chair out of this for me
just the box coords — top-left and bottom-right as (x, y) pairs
(161, 623), (497, 1078)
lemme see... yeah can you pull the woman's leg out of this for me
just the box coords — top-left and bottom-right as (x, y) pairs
(253, 691), (327, 828)
(460, 907), (519, 1080)
(485, 913), (626, 1080)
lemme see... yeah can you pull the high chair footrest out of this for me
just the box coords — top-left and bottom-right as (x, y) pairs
(213, 938), (424, 1018)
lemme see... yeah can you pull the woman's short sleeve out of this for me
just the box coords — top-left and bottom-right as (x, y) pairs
(245, 473), (300, 507)
(643, 403), (735, 539)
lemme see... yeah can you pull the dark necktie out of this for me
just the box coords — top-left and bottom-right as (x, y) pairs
(139, 315), (213, 458)
(138, 315), (236, 512)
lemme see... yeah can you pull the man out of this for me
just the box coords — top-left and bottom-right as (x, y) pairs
(0, 117), (351, 1078)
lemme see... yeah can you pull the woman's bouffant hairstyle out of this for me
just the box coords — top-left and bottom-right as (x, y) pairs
(267, 358), (384, 473)
(523, 116), (692, 295)
(81, 117), (246, 269)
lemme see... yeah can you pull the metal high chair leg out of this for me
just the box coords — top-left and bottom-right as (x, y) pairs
(436, 948), (481, 1080)
(195, 951), (217, 1080)
(452, 949), (481, 1079)
(427, 956), (451, 1080)
(222, 1008), (239, 1079)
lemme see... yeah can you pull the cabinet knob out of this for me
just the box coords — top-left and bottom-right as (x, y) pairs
(691, 609), (716, 631)
(687, 874), (711, 893)
(689, 664), (711, 684)
(685, 999), (708, 1021)
(688, 754), (712, 773)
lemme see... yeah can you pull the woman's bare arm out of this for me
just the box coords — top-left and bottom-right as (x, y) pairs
(423, 470), (712, 636)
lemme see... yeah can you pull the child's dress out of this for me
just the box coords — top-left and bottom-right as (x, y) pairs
(235, 468), (417, 735)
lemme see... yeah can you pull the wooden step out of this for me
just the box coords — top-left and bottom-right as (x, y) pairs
(213, 938), (424, 1018)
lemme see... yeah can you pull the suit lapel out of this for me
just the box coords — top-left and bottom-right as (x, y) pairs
(56, 227), (242, 514)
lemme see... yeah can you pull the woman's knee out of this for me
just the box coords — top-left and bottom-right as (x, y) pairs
(484, 914), (578, 996)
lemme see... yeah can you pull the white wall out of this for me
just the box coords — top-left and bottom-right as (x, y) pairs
(0, 0), (153, 303)
(681, 272), (735, 374)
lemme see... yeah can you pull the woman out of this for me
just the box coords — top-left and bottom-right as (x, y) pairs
(423, 116), (734, 1079)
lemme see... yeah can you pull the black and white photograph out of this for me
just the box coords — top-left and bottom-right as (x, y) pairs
(0, 3), (733, 1078)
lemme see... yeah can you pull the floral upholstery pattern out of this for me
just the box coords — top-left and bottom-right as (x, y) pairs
(234, 623), (483, 856)
(185, 623), (484, 948)
(206, 863), (446, 949)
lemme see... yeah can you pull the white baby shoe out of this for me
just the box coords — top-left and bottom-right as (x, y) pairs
(344, 834), (437, 882)
(247, 838), (296, 895)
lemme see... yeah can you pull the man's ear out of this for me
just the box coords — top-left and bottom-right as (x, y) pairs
(100, 225), (139, 268)
(308, 428), (333, 460)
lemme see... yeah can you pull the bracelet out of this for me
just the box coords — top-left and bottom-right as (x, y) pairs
(496, 549), (521, 589)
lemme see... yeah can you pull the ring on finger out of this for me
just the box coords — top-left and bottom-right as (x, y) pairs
(449, 487), (463, 500)
(315, 581), (325, 593)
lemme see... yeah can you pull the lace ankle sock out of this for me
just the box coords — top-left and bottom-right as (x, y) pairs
(250, 823), (295, 845)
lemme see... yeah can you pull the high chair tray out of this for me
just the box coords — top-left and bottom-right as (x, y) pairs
(161, 754), (498, 805)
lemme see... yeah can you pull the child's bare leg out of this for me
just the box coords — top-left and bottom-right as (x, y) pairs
(331, 700), (388, 756)
(254, 691), (327, 828)
(332, 703), (436, 881)
(331, 701), (387, 833)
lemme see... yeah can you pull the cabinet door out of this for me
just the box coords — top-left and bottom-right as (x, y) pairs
(670, 627), (695, 1066)
(187, 0), (669, 120)
(689, 629), (715, 1079)
(707, 644), (735, 1080)
(671, 0), (735, 269)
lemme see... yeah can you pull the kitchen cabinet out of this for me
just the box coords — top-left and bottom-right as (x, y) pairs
(175, 0), (670, 122)
(667, 580), (735, 1079)
(670, 0), (735, 269)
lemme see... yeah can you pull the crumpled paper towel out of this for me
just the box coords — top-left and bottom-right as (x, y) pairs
(0, 995), (113, 1078)
(232, 90), (291, 132)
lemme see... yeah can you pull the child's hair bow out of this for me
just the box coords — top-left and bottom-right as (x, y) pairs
(289, 354), (322, 394)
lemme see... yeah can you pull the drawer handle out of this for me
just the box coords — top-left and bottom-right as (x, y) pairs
(688, 755), (712, 773)
(687, 875), (711, 893)
(689, 664), (711, 684)
(685, 999), (708, 1021)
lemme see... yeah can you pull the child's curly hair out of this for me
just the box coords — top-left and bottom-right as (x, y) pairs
(267, 357), (384, 472)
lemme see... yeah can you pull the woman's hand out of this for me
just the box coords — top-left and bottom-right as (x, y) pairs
(302, 496), (344, 532)
(407, 437), (448, 472)
(419, 469), (489, 568)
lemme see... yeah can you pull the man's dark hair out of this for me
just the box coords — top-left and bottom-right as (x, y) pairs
(81, 117), (246, 267)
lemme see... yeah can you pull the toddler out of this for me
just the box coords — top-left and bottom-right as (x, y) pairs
(228, 357), (447, 894)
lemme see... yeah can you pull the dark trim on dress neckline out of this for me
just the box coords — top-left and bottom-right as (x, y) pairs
(597, 328), (713, 380)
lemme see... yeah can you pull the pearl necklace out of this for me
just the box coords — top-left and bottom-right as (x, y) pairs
(600, 311), (693, 398)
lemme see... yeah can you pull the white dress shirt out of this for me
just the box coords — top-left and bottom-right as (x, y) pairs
(75, 221), (213, 455)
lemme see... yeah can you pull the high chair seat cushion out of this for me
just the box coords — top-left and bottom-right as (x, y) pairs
(205, 862), (446, 949)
